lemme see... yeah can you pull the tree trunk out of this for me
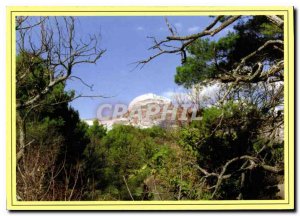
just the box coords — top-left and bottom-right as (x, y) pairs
(16, 114), (26, 163)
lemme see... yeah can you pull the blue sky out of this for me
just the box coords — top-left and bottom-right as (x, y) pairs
(65, 16), (232, 119)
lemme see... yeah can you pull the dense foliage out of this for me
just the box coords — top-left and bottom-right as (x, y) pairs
(16, 15), (284, 201)
(174, 16), (283, 88)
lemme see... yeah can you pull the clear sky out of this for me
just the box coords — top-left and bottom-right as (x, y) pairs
(65, 16), (232, 119)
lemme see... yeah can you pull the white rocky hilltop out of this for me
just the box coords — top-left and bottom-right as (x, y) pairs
(83, 93), (187, 130)
(128, 93), (171, 110)
(126, 93), (173, 129)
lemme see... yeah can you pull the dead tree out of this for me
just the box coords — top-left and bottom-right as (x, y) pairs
(16, 16), (105, 200)
(16, 16), (105, 162)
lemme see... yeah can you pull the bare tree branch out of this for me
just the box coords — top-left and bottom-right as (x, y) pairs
(266, 15), (284, 28)
(137, 16), (241, 66)
(16, 16), (48, 30)
(16, 17), (106, 164)
(16, 17), (106, 109)
(123, 176), (134, 201)
(194, 154), (283, 199)
(167, 16), (240, 41)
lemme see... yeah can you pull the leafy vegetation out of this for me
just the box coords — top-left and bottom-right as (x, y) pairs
(16, 15), (284, 201)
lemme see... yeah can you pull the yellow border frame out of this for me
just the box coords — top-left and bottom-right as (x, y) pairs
(6, 6), (294, 210)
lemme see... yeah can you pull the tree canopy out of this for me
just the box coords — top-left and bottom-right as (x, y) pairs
(16, 15), (285, 201)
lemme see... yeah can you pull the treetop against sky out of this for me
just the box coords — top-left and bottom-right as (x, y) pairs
(57, 16), (234, 119)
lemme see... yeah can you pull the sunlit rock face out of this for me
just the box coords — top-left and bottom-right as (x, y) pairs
(83, 93), (195, 130)
(125, 93), (173, 129)
(128, 93), (171, 110)
(125, 93), (196, 129)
